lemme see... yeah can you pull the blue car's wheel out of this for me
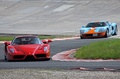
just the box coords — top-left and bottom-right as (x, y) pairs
(105, 29), (109, 37)
(113, 26), (118, 35)
(80, 36), (84, 39)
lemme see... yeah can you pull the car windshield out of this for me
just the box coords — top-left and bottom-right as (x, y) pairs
(86, 22), (106, 27)
(12, 37), (42, 45)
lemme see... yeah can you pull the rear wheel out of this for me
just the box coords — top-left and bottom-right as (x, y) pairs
(113, 26), (118, 35)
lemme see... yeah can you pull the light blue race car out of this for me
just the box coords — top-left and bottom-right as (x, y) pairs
(80, 21), (118, 39)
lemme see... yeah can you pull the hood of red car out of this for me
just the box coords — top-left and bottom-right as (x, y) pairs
(14, 44), (42, 54)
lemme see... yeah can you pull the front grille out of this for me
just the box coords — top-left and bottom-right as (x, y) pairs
(25, 55), (35, 60)
(35, 54), (46, 58)
(85, 34), (93, 36)
(13, 55), (24, 59)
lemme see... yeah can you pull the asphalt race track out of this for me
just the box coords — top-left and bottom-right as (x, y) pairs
(0, 0), (120, 70)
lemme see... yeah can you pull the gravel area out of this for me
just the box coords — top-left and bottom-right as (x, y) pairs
(0, 69), (120, 79)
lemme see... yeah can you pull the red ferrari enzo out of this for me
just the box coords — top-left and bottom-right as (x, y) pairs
(4, 35), (52, 61)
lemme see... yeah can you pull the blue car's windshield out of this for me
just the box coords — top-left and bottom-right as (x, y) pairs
(12, 37), (42, 45)
(86, 22), (106, 27)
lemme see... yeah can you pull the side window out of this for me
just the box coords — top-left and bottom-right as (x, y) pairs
(102, 22), (106, 26)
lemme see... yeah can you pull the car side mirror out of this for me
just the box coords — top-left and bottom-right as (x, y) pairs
(42, 39), (52, 44)
(48, 39), (52, 43)
(82, 26), (85, 28)
(4, 41), (10, 45)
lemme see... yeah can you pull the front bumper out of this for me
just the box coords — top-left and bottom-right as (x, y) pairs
(80, 32), (106, 38)
(6, 52), (50, 61)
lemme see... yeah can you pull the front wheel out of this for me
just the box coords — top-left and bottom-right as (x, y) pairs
(4, 55), (7, 60)
(104, 29), (109, 38)
(4, 55), (11, 61)
(80, 35), (84, 39)
(80, 36), (83, 39)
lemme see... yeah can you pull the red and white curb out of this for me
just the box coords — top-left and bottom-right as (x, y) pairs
(0, 41), (5, 43)
(52, 49), (120, 62)
(52, 36), (79, 41)
(52, 49), (77, 61)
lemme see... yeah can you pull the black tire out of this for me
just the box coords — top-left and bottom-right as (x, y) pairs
(45, 58), (51, 61)
(105, 29), (109, 38)
(80, 37), (83, 39)
(80, 36), (84, 39)
(113, 26), (118, 35)
(4, 55), (7, 60)
(4, 55), (11, 61)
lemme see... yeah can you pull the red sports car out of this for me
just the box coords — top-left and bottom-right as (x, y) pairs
(4, 35), (52, 61)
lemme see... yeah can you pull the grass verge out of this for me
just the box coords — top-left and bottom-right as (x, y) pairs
(0, 34), (73, 41)
(74, 39), (120, 59)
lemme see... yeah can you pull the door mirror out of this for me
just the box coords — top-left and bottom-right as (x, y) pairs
(4, 42), (10, 45)
(82, 26), (85, 28)
(42, 39), (52, 44)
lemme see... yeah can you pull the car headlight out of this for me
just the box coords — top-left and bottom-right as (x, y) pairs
(9, 48), (15, 53)
(99, 28), (105, 32)
(80, 30), (85, 34)
(44, 46), (48, 52)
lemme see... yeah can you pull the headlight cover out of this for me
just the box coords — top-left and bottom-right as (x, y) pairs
(44, 46), (48, 52)
(99, 28), (105, 32)
(80, 30), (85, 34)
(9, 48), (15, 53)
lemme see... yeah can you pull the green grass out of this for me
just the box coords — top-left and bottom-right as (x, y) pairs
(74, 39), (120, 59)
(0, 36), (14, 41)
(0, 35), (73, 41)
